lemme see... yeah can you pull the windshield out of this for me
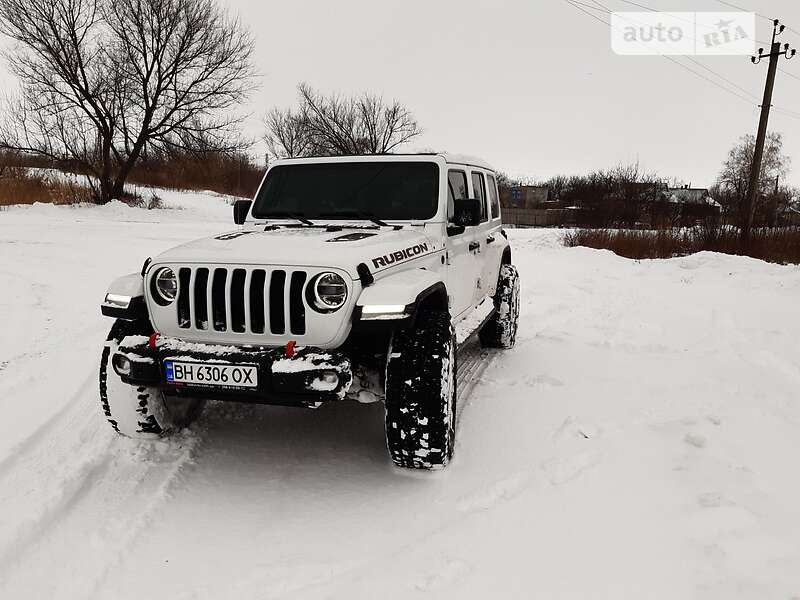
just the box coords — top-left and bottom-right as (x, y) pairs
(252, 162), (440, 221)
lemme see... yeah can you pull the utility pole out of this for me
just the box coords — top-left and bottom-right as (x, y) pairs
(742, 19), (796, 246)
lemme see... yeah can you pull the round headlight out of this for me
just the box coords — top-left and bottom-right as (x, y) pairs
(312, 272), (347, 311)
(154, 267), (178, 304)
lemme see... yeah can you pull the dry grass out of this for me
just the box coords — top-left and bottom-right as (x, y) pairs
(127, 153), (264, 198)
(0, 168), (94, 207)
(564, 226), (800, 265)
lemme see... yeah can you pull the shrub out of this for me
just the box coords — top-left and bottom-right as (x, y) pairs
(0, 167), (93, 206)
(564, 226), (800, 265)
(127, 151), (264, 198)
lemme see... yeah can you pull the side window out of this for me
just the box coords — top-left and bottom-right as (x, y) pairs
(447, 170), (468, 210)
(487, 174), (500, 219)
(471, 172), (488, 223)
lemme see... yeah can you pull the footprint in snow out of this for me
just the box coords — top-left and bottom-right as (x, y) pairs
(414, 559), (470, 592)
(540, 451), (601, 486)
(456, 472), (531, 512)
(553, 416), (599, 441)
(684, 432), (707, 449)
(697, 492), (734, 508)
(524, 374), (565, 388)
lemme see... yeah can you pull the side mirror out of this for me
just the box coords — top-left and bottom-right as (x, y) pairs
(233, 200), (252, 225)
(452, 198), (481, 227)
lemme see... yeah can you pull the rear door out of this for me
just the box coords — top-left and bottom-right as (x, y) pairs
(444, 168), (481, 318)
(469, 170), (494, 302)
(482, 173), (504, 296)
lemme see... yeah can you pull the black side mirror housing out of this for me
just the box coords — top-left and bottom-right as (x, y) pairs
(452, 198), (482, 227)
(233, 200), (252, 225)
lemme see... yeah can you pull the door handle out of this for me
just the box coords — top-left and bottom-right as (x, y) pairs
(468, 241), (480, 252)
(486, 236), (496, 244)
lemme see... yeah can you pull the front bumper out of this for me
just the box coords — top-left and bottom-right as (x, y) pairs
(113, 336), (353, 406)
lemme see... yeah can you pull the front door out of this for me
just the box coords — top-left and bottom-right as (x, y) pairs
(444, 168), (481, 319)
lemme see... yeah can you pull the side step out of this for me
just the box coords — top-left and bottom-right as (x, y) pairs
(455, 308), (498, 416)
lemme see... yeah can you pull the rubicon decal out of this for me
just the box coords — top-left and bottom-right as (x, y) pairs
(372, 243), (430, 269)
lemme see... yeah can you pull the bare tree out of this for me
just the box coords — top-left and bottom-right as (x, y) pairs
(716, 132), (790, 228)
(0, 0), (255, 203)
(263, 107), (315, 159)
(264, 83), (422, 160)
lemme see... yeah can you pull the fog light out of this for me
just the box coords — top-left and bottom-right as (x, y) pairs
(112, 353), (132, 376)
(309, 370), (339, 392)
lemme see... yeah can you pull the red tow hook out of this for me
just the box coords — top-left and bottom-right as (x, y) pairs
(148, 331), (160, 349)
(285, 340), (297, 358)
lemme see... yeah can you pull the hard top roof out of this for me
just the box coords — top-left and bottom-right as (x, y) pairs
(270, 153), (494, 171)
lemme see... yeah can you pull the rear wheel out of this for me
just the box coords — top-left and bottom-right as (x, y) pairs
(99, 319), (205, 438)
(384, 310), (457, 469)
(480, 264), (521, 349)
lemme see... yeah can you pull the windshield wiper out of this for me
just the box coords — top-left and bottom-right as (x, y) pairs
(319, 211), (389, 227)
(261, 212), (315, 226)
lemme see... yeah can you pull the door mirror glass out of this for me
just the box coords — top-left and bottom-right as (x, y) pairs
(233, 200), (252, 225)
(451, 198), (481, 228)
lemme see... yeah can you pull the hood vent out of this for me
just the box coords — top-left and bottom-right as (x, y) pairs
(326, 232), (378, 243)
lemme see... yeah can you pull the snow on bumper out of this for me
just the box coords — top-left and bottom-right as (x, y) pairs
(113, 336), (353, 404)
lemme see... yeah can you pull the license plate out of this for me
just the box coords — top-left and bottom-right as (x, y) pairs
(164, 360), (258, 389)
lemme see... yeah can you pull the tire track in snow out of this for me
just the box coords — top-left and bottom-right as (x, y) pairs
(0, 374), (201, 599)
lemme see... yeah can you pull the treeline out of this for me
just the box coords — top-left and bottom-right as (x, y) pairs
(500, 164), (719, 228)
(501, 133), (798, 230)
(0, 149), (266, 205)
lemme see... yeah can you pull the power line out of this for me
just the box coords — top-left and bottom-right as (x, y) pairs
(713, 0), (800, 37)
(778, 67), (800, 83)
(772, 106), (800, 121)
(660, 56), (757, 105)
(562, 0), (611, 26)
(713, 0), (771, 22)
(564, 1), (761, 106)
(563, 0), (798, 113)
(567, 0), (610, 16)
(683, 56), (759, 101)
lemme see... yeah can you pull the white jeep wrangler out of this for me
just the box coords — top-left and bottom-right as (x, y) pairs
(99, 154), (520, 469)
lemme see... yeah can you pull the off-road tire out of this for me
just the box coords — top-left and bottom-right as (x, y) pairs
(99, 319), (205, 438)
(384, 310), (457, 469)
(480, 264), (521, 349)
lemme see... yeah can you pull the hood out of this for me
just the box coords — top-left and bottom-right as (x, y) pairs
(153, 225), (440, 278)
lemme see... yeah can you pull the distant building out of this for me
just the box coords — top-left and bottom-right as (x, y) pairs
(781, 207), (800, 227)
(662, 186), (719, 208)
(500, 185), (550, 209)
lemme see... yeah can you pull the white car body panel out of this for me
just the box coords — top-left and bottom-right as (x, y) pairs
(113, 153), (510, 349)
(356, 268), (443, 307)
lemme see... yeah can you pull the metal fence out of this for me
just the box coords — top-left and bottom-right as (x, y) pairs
(501, 208), (572, 228)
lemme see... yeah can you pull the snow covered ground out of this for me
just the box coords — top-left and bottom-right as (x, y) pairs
(1, 192), (800, 599)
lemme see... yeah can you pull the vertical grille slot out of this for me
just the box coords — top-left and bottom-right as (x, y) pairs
(194, 268), (209, 329)
(269, 270), (286, 334)
(212, 268), (228, 331)
(231, 268), (247, 333)
(289, 271), (307, 335)
(162, 265), (318, 339)
(177, 268), (191, 328)
(249, 269), (266, 334)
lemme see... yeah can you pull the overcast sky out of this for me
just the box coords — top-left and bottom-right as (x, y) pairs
(1, 0), (798, 186)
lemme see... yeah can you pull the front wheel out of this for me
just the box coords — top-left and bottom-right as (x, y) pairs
(384, 310), (457, 469)
(99, 320), (205, 438)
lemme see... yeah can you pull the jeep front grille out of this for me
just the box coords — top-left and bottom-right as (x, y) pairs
(174, 267), (307, 336)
